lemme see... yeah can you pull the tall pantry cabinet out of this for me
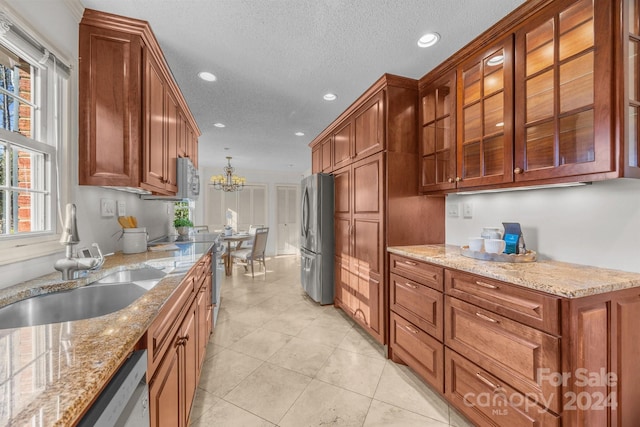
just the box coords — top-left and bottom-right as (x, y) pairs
(309, 74), (445, 344)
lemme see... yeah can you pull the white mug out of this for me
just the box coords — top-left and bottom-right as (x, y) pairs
(468, 237), (484, 252)
(485, 239), (506, 254)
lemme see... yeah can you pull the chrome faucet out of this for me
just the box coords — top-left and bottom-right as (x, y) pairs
(54, 203), (105, 280)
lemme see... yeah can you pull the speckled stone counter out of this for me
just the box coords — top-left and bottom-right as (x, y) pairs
(0, 239), (215, 427)
(388, 244), (640, 298)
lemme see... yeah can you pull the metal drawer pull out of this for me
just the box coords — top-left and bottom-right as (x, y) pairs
(370, 278), (380, 284)
(475, 281), (498, 289)
(403, 282), (419, 289)
(476, 312), (499, 323)
(404, 324), (420, 334)
(476, 372), (500, 390)
(403, 260), (418, 266)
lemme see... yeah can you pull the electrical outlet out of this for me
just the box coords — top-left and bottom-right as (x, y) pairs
(100, 199), (115, 217)
(463, 202), (473, 218)
(117, 201), (126, 217)
(447, 202), (459, 218)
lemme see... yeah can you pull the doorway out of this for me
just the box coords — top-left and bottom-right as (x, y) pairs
(276, 185), (299, 255)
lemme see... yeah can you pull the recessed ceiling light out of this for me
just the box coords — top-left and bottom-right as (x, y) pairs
(417, 32), (440, 48)
(198, 71), (217, 82)
(214, 123), (225, 128)
(487, 55), (504, 66)
(295, 132), (305, 136)
(323, 93), (337, 101)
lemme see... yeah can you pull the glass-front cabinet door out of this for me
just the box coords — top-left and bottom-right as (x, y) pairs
(626, 0), (640, 176)
(420, 72), (457, 192)
(456, 37), (514, 188)
(514, 0), (614, 182)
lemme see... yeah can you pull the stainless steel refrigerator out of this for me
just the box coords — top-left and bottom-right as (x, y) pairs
(300, 173), (334, 304)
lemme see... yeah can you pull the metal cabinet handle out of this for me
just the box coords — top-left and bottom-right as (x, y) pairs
(404, 324), (420, 334)
(448, 177), (454, 183)
(476, 312), (499, 323)
(403, 282), (419, 290)
(455, 177), (461, 182)
(514, 167), (523, 174)
(475, 281), (498, 290)
(403, 260), (417, 266)
(476, 372), (501, 391)
(370, 278), (380, 284)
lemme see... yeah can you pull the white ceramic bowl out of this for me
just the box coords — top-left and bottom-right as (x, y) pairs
(484, 238), (506, 254)
(468, 237), (484, 252)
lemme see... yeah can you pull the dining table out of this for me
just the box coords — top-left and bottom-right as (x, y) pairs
(221, 233), (253, 276)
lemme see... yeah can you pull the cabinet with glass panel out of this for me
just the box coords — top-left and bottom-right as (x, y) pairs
(418, 0), (640, 194)
(457, 36), (514, 188)
(514, 0), (615, 182)
(625, 0), (640, 177)
(419, 72), (457, 192)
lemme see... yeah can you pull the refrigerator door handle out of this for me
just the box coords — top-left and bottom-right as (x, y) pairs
(302, 186), (310, 238)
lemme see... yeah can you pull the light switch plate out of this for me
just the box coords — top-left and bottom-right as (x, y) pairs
(100, 199), (115, 217)
(117, 201), (126, 217)
(447, 202), (459, 218)
(463, 202), (473, 218)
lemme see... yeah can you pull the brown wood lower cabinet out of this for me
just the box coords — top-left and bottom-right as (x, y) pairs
(445, 349), (560, 427)
(387, 251), (640, 427)
(389, 312), (444, 392)
(445, 295), (561, 414)
(146, 252), (213, 427)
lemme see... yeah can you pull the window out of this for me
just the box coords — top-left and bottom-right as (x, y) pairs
(0, 13), (70, 263)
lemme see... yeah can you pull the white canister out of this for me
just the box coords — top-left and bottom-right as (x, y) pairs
(122, 227), (148, 254)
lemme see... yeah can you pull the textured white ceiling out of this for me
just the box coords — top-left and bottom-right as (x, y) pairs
(79, 0), (526, 173)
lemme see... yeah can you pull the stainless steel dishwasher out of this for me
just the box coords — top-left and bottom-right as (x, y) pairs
(78, 349), (149, 427)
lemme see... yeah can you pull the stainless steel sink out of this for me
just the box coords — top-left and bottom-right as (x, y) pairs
(0, 267), (168, 329)
(95, 267), (167, 284)
(0, 283), (147, 329)
(95, 267), (167, 289)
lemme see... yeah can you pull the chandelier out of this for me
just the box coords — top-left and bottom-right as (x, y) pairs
(210, 156), (245, 192)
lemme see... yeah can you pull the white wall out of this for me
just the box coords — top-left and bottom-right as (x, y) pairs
(445, 179), (640, 273)
(197, 166), (304, 256)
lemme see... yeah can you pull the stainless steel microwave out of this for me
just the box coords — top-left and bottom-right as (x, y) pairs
(141, 157), (200, 201)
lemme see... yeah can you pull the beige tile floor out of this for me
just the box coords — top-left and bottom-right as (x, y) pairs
(190, 255), (474, 427)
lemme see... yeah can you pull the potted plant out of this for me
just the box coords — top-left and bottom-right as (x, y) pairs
(173, 202), (193, 236)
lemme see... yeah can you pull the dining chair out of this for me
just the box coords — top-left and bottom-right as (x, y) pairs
(231, 227), (268, 278)
(243, 224), (264, 249)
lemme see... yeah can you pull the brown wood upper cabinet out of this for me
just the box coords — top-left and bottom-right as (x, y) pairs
(514, 0), (613, 182)
(79, 9), (200, 194)
(457, 36), (514, 188)
(333, 120), (353, 170)
(420, 72), (457, 192)
(353, 91), (385, 161)
(419, 0), (640, 193)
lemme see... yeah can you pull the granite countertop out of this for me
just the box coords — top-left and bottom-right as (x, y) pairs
(0, 238), (215, 427)
(388, 244), (640, 298)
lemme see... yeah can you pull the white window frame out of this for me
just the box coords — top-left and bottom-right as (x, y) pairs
(0, 11), (71, 265)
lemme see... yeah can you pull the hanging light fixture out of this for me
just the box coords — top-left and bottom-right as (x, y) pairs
(210, 156), (245, 192)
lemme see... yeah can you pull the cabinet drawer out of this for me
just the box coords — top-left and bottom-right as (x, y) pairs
(146, 275), (195, 374)
(390, 272), (443, 340)
(390, 254), (443, 291)
(445, 349), (560, 427)
(445, 296), (561, 413)
(445, 269), (560, 335)
(390, 312), (444, 392)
